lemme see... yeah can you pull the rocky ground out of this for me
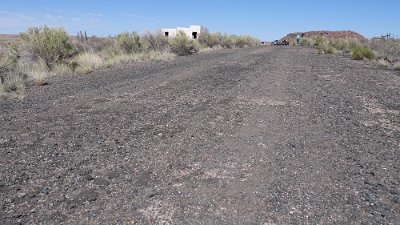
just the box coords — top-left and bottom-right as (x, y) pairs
(0, 46), (399, 224)
(281, 30), (365, 41)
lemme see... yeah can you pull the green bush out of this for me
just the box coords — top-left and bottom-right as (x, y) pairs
(352, 47), (375, 60)
(20, 26), (75, 69)
(169, 31), (199, 56)
(116, 32), (142, 53)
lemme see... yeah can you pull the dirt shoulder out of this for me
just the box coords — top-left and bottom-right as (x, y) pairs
(1, 46), (399, 224)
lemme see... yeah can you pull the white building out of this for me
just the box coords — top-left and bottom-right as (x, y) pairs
(161, 25), (202, 40)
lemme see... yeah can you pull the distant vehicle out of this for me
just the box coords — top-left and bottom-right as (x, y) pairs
(271, 39), (289, 45)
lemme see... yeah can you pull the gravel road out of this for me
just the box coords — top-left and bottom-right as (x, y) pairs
(1, 46), (399, 224)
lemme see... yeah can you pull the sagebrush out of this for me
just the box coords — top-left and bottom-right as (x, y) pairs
(169, 31), (200, 56)
(20, 26), (75, 69)
(1, 25), (260, 99)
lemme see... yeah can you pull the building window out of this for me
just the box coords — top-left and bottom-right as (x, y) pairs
(164, 32), (169, 37)
(192, 32), (198, 39)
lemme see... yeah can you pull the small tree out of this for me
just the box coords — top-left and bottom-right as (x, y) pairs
(169, 31), (199, 56)
(116, 32), (142, 53)
(20, 26), (75, 69)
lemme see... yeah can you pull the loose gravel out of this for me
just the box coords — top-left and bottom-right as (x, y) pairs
(1, 46), (399, 224)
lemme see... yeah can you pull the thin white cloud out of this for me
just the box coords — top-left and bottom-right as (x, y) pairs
(0, 7), (105, 34)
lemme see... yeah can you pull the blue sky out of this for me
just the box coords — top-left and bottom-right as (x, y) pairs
(0, 0), (399, 40)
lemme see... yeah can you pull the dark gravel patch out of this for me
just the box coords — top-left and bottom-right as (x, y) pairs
(0, 46), (399, 224)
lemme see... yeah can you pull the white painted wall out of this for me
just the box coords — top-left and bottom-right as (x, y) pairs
(161, 25), (201, 39)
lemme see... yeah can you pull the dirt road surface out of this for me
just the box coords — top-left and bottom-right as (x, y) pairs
(1, 46), (399, 224)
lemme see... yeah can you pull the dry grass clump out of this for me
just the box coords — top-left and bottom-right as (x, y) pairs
(366, 38), (400, 63)
(13, 56), (53, 86)
(0, 74), (25, 99)
(0, 46), (25, 98)
(106, 51), (175, 67)
(75, 52), (105, 74)
(51, 63), (73, 76)
(394, 62), (400, 71)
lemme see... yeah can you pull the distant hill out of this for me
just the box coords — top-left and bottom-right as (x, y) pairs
(281, 31), (365, 41)
(0, 34), (20, 41)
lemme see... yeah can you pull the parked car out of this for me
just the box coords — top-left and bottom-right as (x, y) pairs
(271, 39), (289, 45)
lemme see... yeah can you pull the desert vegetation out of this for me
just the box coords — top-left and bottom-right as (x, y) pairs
(198, 28), (259, 49)
(300, 35), (400, 69)
(0, 26), (259, 99)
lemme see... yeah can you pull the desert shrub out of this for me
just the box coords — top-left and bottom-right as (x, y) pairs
(142, 32), (170, 51)
(20, 26), (75, 69)
(147, 50), (176, 61)
(330, 39), (347, 50)
(314, 36), (333, 54)
(26, 60), (50, 85)
(15, 58), (51, 85)
(0, 73), (25, 98)
(71, 36), (115, 53)
(106, 54), (136, 66)
(0, 44), (26, 97)
(52, 63), (73, 75)
(352, 47), (375, 60)
(106, 50), (175, 67)
(236, 35), (259, 48)
(116, 32), (142, 53)
(74, 52), (105, 74)
(303, 35), (363, 54)
(198, 28), (218, 48)
(0, 52), (13, 75)
(330, 38), (361, 53)
(367, 39), (400, 62)
(220, 34), (237, 48)
(213, 32), (223, 46)
(169, 31), (200, 56)
(300, 38), (315, 47)
(198, 29), (258, 49)
(315, 35), (328, 47)
(198, 29), (211, 47)
(394, 62), (400, 71)
(346, 39), (362, 51)
(235, 36), (245, 48)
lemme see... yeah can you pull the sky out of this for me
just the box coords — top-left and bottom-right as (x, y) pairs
(0, 0), (399, 40)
